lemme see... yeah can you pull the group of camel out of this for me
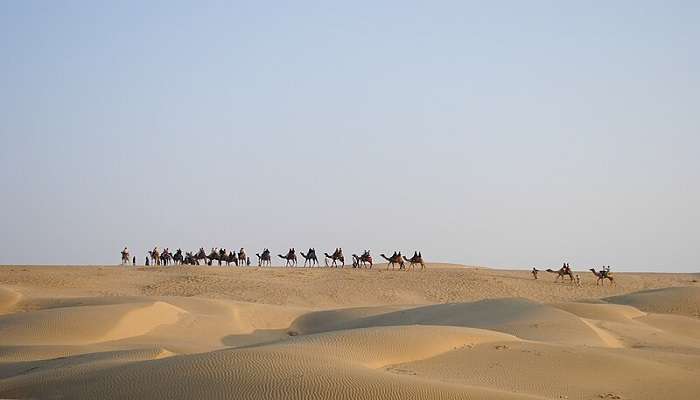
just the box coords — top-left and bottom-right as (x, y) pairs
(123, 249), (610, 283)
(531, 264), (615, 286)
(277, 248), (425, 270)
(123, 248), (250, 267)
(122, 247), (426, 270)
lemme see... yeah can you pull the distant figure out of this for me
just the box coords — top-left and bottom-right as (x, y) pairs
(246, 257), (251, 266)
(532, 267), (539, 279)
(121, 247), (130, 265)
(145, 256), (150, 266)
(564, 263), (572, 275)
(575, 274), (581, 287)
(132, 256), (136, 266)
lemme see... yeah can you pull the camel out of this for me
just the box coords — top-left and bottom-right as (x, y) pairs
(238, 248), (247, 266)
(148, 249), (161, 266)
(204, 248), (224, 266)
(545, 266), (574, 282)
(256, 249), (271, 267)
(403, 251), (425, 271)
(300, 248), (319, 267)
(161, 249), (173, 266)
(361, 250), (373, 268)
(225, 251), (238, 266)
(324, 248), (345, 268)
(218, 248), (228, 265)
(351, 250), (371, 268)
(206, 248), (222, 266)
(121, 248), (130, 265)
(278, 248), (298, 267)
(380, 252), (404, 270)
(184, 252), (197, 265)
(590, 268), (614, 285)
(173, 249), (183, 265)
(194, 248), (207, 265)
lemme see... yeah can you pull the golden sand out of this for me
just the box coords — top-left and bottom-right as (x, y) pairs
(0, 264), (698, 399)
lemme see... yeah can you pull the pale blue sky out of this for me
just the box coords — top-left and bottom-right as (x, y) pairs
(1, 1), (698, 271)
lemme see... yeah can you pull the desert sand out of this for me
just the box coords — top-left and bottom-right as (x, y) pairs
(0, 263), (698, 399)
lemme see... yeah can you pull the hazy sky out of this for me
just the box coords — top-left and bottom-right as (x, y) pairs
(1, 1), (698, 271)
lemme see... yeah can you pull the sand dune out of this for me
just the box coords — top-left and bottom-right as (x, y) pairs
(279, 325), (519, 368)
(0, 343), (542, 400)
(389, 341), (698, 400)
(605, 286), (700, 317)
(0, 287), (20, 314)
(0, 265), (698, 399)
(637, 313), (700, 340)
(0, 301), (185, 346)
(293, 299), (616, 346)
(552, 301), (647, 322)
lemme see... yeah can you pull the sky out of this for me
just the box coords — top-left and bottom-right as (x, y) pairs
(1, 1), (698, 271)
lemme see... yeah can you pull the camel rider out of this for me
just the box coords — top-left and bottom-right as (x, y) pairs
(122, 247), (128, 255)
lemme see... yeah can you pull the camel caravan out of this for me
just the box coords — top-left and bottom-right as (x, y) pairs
(531, 263), (615, 286)
(121, 246), (426, 270)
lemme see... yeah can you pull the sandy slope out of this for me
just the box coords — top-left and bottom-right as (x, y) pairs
(0, 287), (20, 314)
(605, 286), (700, 317)
(0, 264), (698, 399)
